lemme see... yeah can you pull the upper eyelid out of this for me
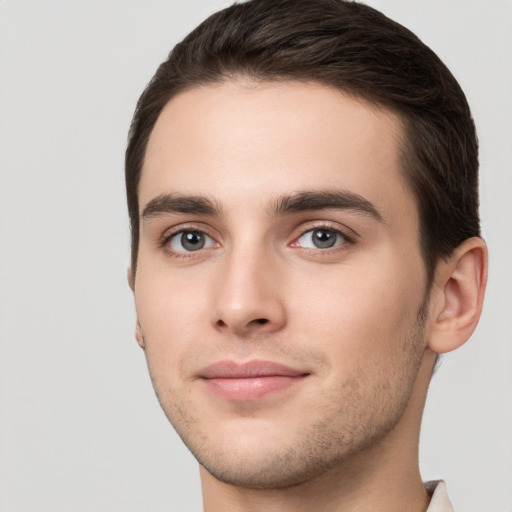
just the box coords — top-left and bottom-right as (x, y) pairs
(292, 220), (357, 241)
(292, 227), (353, 248)
(160, 223), (219, 243)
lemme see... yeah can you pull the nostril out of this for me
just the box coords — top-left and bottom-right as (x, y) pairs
(214, 317), (271, 330)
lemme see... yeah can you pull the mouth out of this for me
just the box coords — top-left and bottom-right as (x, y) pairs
(198, 360), (310, 401)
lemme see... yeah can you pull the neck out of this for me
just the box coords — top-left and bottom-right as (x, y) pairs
(200, 350), (437, 512)
(201, 449), (429, 512)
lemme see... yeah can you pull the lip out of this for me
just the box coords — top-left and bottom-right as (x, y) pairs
(198, 360), (310, 401)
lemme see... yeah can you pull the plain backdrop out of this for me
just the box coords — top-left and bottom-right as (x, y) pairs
(0, 1), (511, 511)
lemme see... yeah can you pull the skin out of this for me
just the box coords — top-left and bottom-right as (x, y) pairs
(129, 80), (487, 512)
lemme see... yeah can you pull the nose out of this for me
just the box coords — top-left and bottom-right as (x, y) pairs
(212, 246), (286, 337)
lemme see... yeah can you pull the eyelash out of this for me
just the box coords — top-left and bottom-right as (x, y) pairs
(160, 223), (355, 259)
(291, 224), (355, 251)
(160, 224), (218, 259)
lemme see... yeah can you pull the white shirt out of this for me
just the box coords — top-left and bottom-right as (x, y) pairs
(425, 481), (454, 512)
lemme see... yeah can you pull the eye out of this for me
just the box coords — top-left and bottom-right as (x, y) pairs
(295, 228), (346, 249)
(168, 230), (216, 253)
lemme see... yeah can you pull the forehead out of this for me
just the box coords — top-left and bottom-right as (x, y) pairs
(140, 80), (415, 227)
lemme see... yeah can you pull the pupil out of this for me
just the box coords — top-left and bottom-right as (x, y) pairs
(181, 231), (205, 251)
(313, 229), (336, 248)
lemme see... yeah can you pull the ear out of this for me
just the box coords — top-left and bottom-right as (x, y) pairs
(427, 237), (488, 354)
(135, 321), (145, 350)
(126, 268), (145, 350)
(127, 267), (135, 292)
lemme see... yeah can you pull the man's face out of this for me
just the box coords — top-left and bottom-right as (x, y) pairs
(133, 80), (430, 488)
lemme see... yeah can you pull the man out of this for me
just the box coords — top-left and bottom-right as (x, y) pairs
(125, 1), (487, 510)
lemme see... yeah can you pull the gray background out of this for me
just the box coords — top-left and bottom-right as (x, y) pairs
(0, 1), (510, 510)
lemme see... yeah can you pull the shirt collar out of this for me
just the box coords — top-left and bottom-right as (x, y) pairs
(425, 481), (454, 512)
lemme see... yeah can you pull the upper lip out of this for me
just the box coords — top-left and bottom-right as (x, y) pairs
(198, 360), (309, 379)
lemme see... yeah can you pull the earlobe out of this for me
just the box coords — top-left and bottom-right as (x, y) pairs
(428, 237), (488, 354)
(135, 321), (146, 350)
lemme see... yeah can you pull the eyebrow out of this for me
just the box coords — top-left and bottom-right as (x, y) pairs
(141, 189), (383, 223)
(142, 193), (221, 220)
(270, 190), (384, 222)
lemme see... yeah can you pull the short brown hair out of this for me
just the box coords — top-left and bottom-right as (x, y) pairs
(126, 0), (480, 284)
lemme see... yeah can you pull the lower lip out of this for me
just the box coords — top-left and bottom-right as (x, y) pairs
(202, 375), (307, 401)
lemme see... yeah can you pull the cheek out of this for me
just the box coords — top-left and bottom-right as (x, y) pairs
(289, 255), (426, 361)
(136, 256), (211, 322)
(134, 266), (211, 373)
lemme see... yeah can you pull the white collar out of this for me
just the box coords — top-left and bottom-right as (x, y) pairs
(425, 481), (454, 512)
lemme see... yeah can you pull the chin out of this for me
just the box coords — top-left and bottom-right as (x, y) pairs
(197, 448), (338, 490)
(187, 421), (387, 491)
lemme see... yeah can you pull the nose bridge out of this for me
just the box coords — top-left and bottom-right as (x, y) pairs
(213, 235), (285, 334)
